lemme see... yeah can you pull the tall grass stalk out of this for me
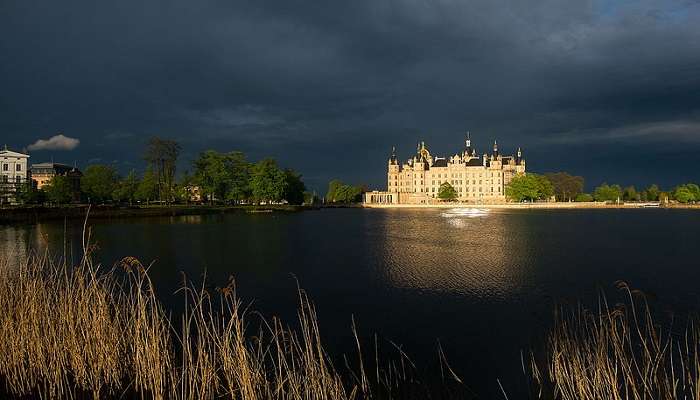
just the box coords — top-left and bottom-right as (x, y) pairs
(0, 250), (465, 399)
(530, 282), (700, 400)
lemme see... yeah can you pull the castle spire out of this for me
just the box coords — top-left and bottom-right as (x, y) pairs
(466, 131), (471, 148)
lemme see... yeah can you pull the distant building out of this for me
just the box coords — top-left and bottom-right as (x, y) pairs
(30, 162), (83, 202)
(364, 134), (526, 205)
(183, 185), (202, 202)
(0, 146), (30, 205)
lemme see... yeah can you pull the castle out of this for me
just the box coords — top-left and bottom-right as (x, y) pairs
(363, 134), (525, 205)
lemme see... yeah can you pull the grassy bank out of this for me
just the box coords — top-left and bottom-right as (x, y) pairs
(0, 204), (318, 224)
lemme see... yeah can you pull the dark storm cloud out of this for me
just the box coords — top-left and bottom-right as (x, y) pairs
(1, 0), (699, 190)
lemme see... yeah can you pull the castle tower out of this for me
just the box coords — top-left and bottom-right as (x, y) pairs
(387, 146), (400, 193)
(515, 146), (525, 173)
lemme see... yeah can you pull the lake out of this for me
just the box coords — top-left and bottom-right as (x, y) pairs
(2, 208), (699, 397)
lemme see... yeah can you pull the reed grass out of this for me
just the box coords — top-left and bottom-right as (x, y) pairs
(0, 249), (466, 399)
(530, 281), (700, 400)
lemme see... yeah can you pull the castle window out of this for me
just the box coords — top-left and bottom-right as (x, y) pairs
(16, 164), (21, 171)
(2, 164), (7, 171)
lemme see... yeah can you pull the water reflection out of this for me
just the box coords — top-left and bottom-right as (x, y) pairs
(378, 210), (531, 299)
(0, 225), (30, 261)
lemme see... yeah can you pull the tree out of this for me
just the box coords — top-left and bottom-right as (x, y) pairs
(81, 165), (118, 203)
(325, 180), (362, 203)
(505, 174), (552, 202)
(622, 186), (639, 201)
(16, 183), (45, 204)
(250, 158), (287, 204)
(225, 152), (251, 203)
(575, 193), (593, 202)
(282, 169), (306, 205)
(644, 184), (660, 201)
(144, 137), (180, 204)
(593, 183), (623, 202)
(303, 191), (319, 205)
(113, 170), (140, 205)
(193, 150), (251, 204)
(326, 180), (343, 203)
(686, 183), (700, 201)
(536, 175), (555, 200)
(44, 176), (73, 204)
(135, 169), (158, 204)
(437, 182), (458, 201)
(545, 172), (584, 202)
(673, 184), (699, 203)
(194, 150), (230, 203)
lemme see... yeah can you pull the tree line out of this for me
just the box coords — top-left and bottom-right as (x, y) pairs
(20, 137), (310, 206)
(503, 172), (699, 203)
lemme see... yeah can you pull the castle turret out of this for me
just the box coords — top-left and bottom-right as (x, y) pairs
(388, 146), (398, 165)
(387, 146), (400, 192)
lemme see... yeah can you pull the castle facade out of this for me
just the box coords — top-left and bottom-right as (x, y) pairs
(364, 134), (525, 205)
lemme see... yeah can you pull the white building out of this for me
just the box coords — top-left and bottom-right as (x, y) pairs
(364, 134), (526, 205)
(0, 146), (30, 205)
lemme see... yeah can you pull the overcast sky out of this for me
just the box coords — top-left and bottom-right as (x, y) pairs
(2, 0), (699, 191)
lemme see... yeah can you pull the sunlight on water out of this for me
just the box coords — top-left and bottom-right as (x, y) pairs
(378, 210), (530, 299)
(440, 208), (490, 219)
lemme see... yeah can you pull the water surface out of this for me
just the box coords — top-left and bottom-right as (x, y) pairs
(2, 208), (699, 397)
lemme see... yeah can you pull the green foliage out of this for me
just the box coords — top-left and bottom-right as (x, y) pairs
(643, 184), (660, 201)
(545, 172), (584, 201)
(225, 152), (251, 203)
(81, 165), (118, 203)
(505, 174), (552, 202)
(593, 183), (623, 202)
(622, 186), (639, 201)
(194, 150), (232, 202)
(135, 169), (158, 204)
(144, 137), (180, 204)
(113, 170), (140, 205)
(250, 158), (287, 203)
(303, 191), (319, 205)
(193, 150), (251, 203)
(16, 183), (45, 204)
(686, 183), (700, 201)
(674, 183), (699, 203)
(437, 182), (458, 201)
(174, 171), (197, 203)
(44, 176), (74, 204)
(325, 179), (362, 203)
(282, 169), (306, 205)
(575, 193), (594, 202)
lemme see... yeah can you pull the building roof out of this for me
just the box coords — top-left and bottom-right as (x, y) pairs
(464, 158), (483, 166)
(0, 149), (30, 158)
(432, 158), (448, 168)
(31, 163), (81, 174)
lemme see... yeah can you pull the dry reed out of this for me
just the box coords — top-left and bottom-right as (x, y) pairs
(0, 248), (465, 399)
(530, 281), (700, 400)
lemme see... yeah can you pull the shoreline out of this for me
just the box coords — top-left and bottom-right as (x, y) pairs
(0, 204), (320, 224)
(2, 202), (698, 225)
(362, 201), (700, 210)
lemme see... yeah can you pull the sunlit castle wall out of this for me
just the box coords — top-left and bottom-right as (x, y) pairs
(383, 136), (525, 205)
